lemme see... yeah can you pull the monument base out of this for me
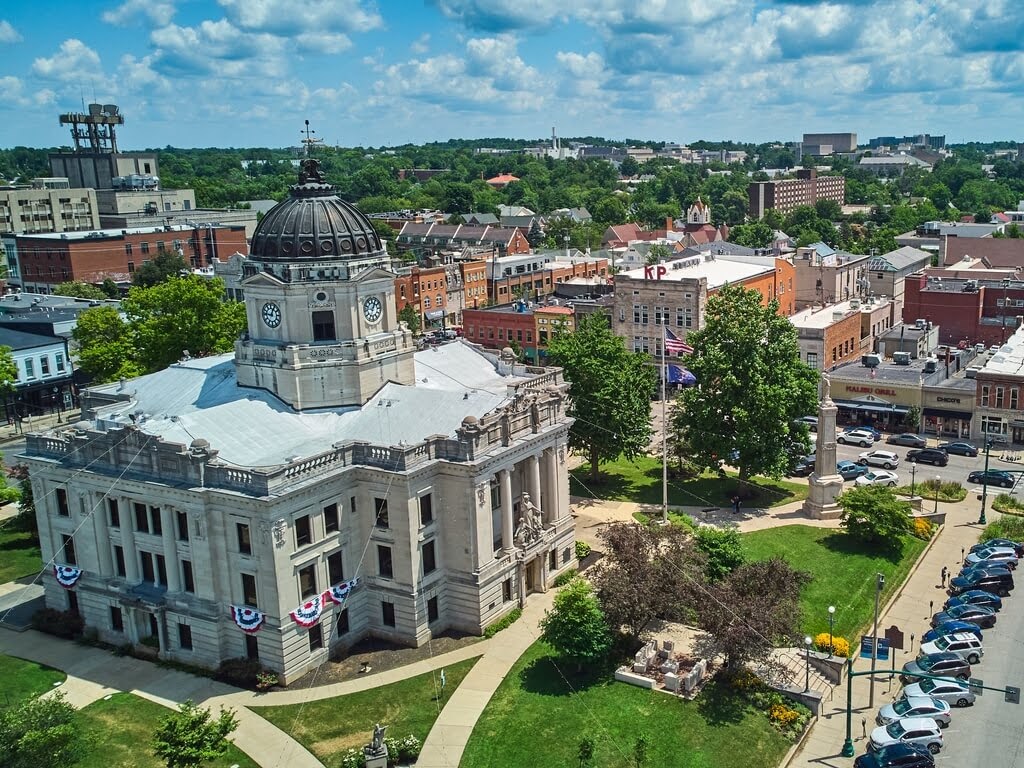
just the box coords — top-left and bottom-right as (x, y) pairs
(803, 473), (845, 520)
(364, 748), (388, 768)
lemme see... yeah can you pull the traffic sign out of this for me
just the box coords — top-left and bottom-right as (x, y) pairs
(969, 678), (984, 696)
(859, 636), (890, 661)
(1006, 685), (1020, 704)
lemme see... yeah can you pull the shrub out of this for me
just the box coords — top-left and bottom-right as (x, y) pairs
(397, 734), (422, 761)
(340, 747), (366, 768)
(912, 517), (934, 540)
(768, 703), (800, 727)
(813, 632), (850, 657)
(483, 607), (522, 638)
(140, 635), (160, 649)
(575, 540), (592, 560)
(31, 608), (84, 639)
(982, 514), (1024, 541)
(993, 493), (1024, 516)
(693, 526), (745, 581)
(552, 569), (579, 588)
(214, 657), (276, 690)
(255, 671), (278, 691)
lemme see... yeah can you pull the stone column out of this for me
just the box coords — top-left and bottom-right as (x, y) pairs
(160, 507), (180, 592)
(92, 493), (113, 575)
(121, 496), (139, 583)
(528, 455), (542, 522)
(543, 448), (558, 524)
(554, 444), (570, 521)
(804, 379), (844, 519)
(499, 469), (514, 553)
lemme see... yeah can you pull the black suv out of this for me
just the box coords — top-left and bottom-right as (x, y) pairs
(855, 742), (934, 768)
(949, 567), (1014, 597)
(905, 448), (948, 467)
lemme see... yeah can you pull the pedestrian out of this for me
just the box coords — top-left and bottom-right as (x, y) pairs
(941, 566), (948, 588)
(731, 494), (741, 514)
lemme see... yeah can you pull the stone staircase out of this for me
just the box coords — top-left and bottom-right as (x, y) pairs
(755, 646), (835, 705)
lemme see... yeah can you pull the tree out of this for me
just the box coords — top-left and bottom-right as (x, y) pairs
(619, 156), (641, 177)
(837, 485), (913, 545)
(904, 405), (922, 431)
(590, 522), (706, 641)
(398, 304), (421, 334)
(693, 526), (745, 581)
(132, 249), (190, 288)
(728, 220), (773, 249)
(814, 198), (842, 220)
(152, 700), (238, 768)
(0, 344), (16, 395)
(694, 558), (810, 676)
(0, 692), (85, 768)
(9, 464), (34, 537)
(51, 281), (107, 300)
(677, 284), (818, 483)
(72, 306), (142, 383)
(644, 243), (671, 266)
(539, 577), (612, 669)
(546, 313), (657, 482)
(100, 278), (121, 298)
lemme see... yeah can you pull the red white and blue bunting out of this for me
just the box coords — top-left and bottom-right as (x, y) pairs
(230, 605), (267, 633)
(54, 564), (83, 589)
(289, 595), (324, 628)
(322, 577), (360, 606)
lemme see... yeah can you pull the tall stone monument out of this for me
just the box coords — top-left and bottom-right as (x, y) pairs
(804, 376), (845, 519)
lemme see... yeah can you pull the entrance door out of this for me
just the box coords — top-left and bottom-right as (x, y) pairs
(148, 613), (160, 648)
(525, 557), (536, 593)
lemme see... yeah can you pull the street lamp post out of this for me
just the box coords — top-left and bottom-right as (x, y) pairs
(979, 439), (994, 525)
(869, 572), (885, 708)
(934, 476), (940, 515)
(910, 463), (916, 497)
(828, 605), (836, 657)
(804, 635), (813, 692)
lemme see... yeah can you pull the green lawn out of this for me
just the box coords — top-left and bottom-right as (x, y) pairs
(0, 654), (65, 708)
(571, 455), (807, 509)
(741, 525), (928, 640)
(0, 522), (42, 583)
(461, 641), (791, 768)
(253, 657), (478, 765)
(76, 692), (258, 768)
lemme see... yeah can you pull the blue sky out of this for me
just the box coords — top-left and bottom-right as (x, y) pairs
(1, 1), (1023, 150)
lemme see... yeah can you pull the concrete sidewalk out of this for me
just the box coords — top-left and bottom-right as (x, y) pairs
(787, 497), (994, 767)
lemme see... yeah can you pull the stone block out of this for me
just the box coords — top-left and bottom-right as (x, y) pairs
(633, 661), (648, 674)
(660, 660), (678, 674)
(663, 672), (680, 692)
(662, 639), (674, 653)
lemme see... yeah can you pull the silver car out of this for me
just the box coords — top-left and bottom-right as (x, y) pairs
(868, 717), (943, 755)
(877, 695), (951, 728)
(901, 677), (975, 708)
(964, 546), (1019, 570)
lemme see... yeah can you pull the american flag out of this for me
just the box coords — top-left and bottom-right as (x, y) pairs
(664, 327), (694, 356)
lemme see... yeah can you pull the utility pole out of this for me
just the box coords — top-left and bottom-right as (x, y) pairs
(979, 439), (993, 525)
(869, 572), (884, 708)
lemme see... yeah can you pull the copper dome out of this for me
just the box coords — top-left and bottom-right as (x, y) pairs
(249, 159), (383, 261)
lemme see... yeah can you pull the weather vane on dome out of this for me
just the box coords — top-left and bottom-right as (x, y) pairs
(298, 119), (327, 184)
(300, 119), (323, 157)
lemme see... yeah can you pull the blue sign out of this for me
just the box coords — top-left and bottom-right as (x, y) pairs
(860, 636), (890, 661)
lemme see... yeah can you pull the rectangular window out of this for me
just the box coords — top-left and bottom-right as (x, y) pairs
(382, 601), (396, 627)
(110, 606), (124, 632)
(125, 243), (133, 256)
(113, 545), (126, 577)
(806, 352), (818, 368)
(176, 511), (189, 541)
(178, 623), (193, 650)
(40, 357), (49, 375)
(56, 488), (69, 517)
(378, 545), (393, 579)
(981, 386), (990, 407)
(135, 502), (149, 533)
(182, 560), (195, 593)
(295, 514), (312, 547)
(141, 551), (156, 583)
(374, 498), (389, 528)
(308, 623), (324, 651)
(56, 353), (65, 372)
(67, 592), (79, 616)
(422, 540), (437, 575)
(61, 534), (76, 566)
(324, 503), (339, 533)
(419, 493), (433, 526)
(336, 608), (350, 636)
(996, 387), (1005, 409)
(1012, 389), (1019, 411)
(327, 551), (344, 585)
(502, 578), (512, 602)
(241, 573), (258, 607)
(108, 498), (120, 528)
(299, 564), (318, 599)
(350, 495), (357, 517)
(141, 241), (150, 254)
(312, 310), (336, 341)
(150, 508), (162, 536)
(245, 634), (259, 660)
(156, 554), (167, 585)
(24, 358), (34, 380)
(237, 523), (252, 555)
(427, 596), (439, 623)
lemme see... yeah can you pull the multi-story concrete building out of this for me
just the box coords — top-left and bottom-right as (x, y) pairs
(25, 160), (576, 683)
(747, 169), (845, 219)
(792, 243), (870, 310)
(0, 181), (101, 237)
(487, 251), (609, 305)
(802, 132), (858, 154)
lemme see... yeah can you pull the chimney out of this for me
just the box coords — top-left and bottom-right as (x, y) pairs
(665, 216), (673, 232)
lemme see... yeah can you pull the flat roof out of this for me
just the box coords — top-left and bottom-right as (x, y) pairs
(618, 255), (771, 288)
(791, 301), (859, 329)
(979, 326), (1024, 377)
(17, 223), (225, 241)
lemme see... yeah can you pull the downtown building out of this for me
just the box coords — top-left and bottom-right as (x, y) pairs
(24, 161), (576, 683)
(747, 169), (845, 219)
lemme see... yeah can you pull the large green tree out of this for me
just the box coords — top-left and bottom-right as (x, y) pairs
(676, 284), (818, 482)
(546, 313), (657, 482)
(71, 306), (142, 383)
(132, 250), (190, 288)
(51, 281), (107, 300)
(152, 700), (238, 768)
(0, 692), (86, 768)
(837, 485), (913, 546)
(539, 577), (612, 670)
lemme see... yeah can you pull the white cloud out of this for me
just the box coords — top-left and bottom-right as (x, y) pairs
(32, 39), (103, 82)
(0, 76), (54, 108)
(432, 0), (566, 30)
(411, 34), (431, 55)
(0, 20), (22, 43)
(218, 0), (382, 34)
(149, 20), (286, 79)
(102, 0), (176, 26)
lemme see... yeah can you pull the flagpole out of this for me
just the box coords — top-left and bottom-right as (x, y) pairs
(661, 327), (668, 525)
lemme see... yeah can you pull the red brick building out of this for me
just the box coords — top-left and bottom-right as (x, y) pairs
(462, 303), (576, 363)
(15, 223), (247, 291)
(747, 168), (845, 219)
(394, 259), (490, 328)
(902, 272), (1024, 347)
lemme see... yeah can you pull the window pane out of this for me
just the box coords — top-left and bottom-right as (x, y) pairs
(176, 511), (189, 541)
(375, 498), (389, 528)
(324, 503), (339, 533)
(242, 574), (258, 607)
(423, 541), (436, 575)
(327, 551), (344, 585)
(299, 564), (318, 599)
(378, 545), (393, 578)
(295, 515), (312, 547)
(237, 523), (252, 555)
(420, 494), (433, 525)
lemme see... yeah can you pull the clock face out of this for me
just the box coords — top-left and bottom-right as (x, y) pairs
(363, 296), (383, 324)
(261, 302), (282, 328)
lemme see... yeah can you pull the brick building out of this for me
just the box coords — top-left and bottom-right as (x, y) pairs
(902, 273), (1024, 347)
(748, 169), (845, 219)
(394, 259), (489, 329)
(395, 222), (530, 257)
(973, 324), (1024, 444)
(487, 252), (609, 305)
(461, 303), (575, 363)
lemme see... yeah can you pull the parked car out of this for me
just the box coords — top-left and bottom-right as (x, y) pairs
(797, 416), (819, 432)
(967, 469), (1016, 488)
(858, 450), (900, 469)
(877, 696), (951, 728)
(840, 429), (879, 447)
(844, 424), (883, 440)
(838, 460), (869, 481)
(937, 441), (978, 457)
(944, 590), (1002, 612)
(949, 567), (1014, 597)
(887, 433), (928, 448)
(964, 546), (1019, 570)
(901, 678), (976, 708)
(931, 603), (997, 629)
(901, 653), (971, 683)
(905, 449), (948, 467)
(790, 455), (817, 477)
(856, 470), (900, 487)
(854, 743), (934, 768)
(918, 632), (984, 665)
(990, 345), (1001, 353)
(921, 621), (983, 644)
(957, 562), (1012, 580)
(868, 717), (944, 755)
(971, 538), (1024, 558)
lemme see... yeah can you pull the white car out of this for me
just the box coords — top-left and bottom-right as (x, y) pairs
(964, 546), (1019, 570)
(856, 470), (900, 487)
(838, 429), (877, 447)
(857, 450), (900, 469)
(868, 717), (943, 755)
(876, 695), (951, 728)
(919, 632), (984, 664)
(901, 678), (975, 708)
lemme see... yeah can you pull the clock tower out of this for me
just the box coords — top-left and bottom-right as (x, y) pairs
(234, 158), (415, 410)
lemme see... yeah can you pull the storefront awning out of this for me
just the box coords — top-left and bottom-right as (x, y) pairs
(424, 310), (445, 320)
(923, 407), (973, 421)
(833, 399), (909, 414)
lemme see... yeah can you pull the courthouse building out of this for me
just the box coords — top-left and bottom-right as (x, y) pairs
(24, 159), (576, 683)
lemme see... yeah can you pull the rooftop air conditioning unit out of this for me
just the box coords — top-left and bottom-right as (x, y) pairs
(893, 351), (912, 365)
(923, 358), (938, 373)
(915, 318), (928, 329)
(849, 298), (861, 309)
(862, 354), (881, 368)
(966, 367), (980, 379)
